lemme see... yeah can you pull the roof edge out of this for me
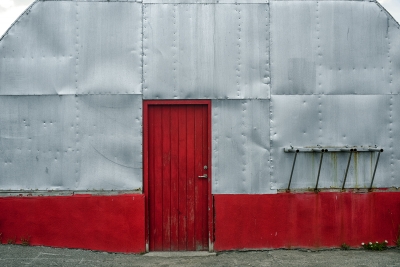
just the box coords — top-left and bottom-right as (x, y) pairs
(0, 1), (39, 42)
(374, 0), (400, 28)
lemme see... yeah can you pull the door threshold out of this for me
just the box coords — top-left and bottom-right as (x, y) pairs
(144, 251), (216, 257)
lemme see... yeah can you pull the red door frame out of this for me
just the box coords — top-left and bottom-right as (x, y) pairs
(143, 100), (213, 252)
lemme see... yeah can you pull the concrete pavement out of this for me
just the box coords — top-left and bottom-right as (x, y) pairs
(0, 245), (400, 267)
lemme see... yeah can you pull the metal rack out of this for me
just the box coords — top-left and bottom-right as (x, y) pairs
(284, 146), (384, 192)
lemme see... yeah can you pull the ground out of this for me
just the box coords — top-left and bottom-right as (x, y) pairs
(1, 245), (400, 267)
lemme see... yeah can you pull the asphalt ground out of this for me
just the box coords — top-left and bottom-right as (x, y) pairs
(1, 245), (400, 267)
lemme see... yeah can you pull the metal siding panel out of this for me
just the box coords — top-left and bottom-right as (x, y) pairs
(270, 95), (321, 189)
(0, 1), (76, 95)
(212, 100), (272, 194)
(318, 1), (392, 95)
(389, 19), (400, 94)
(270, 1), (318, 95)
(143, 4), (176, 99)
(271, 1), (394, 95)
(78, 95), (142, 190)
(0, 96), (77, 190)
(143, 4), (269, 100)
(271, 95), (392, 190)
(77, 2), (142, 94)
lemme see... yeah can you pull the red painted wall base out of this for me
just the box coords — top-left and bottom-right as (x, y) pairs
(2, 192), (399, 252)
(214, 192), (400, 251)
(0, 194), (145, 253)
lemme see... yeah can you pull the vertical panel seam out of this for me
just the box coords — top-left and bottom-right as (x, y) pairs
(143, 4), (148, 96)
(212, 101), (218, 193)
(173, 5), (178, 98)
(74, 1), (80, 187)
(387, 17), (394, 183)
(236, 4), (242, 98)
(266, 3), (271, 100)
(141, 3), (145, 96)
(316, 2), (323, 143)
(268, 1), (274, 189)
(241, 100), (247, 193)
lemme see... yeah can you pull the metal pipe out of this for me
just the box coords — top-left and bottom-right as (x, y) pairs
(314, 149), (325, 192)
(369, 150), (383, 191)
(342, 149), (353, 190)
(368, 148), (384, 152)
(287, 149), (299, 191)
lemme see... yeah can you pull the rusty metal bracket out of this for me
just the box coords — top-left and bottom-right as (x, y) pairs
(369, 148), (384, 191)
(341, 149), (355, 191)
(314, 149), (327, 192)
(287, 149), (299, 192)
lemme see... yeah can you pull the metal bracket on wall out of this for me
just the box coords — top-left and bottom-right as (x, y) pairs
(284, 146), (384, 192)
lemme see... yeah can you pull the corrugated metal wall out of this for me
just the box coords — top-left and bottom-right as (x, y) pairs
(0, 0), (399, 193)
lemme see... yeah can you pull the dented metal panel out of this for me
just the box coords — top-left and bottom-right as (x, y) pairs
(0, 1), (76, 95)
(0, 95), (142, 191)
(143, 4), (270, 100)
(77, 2), (142, 94)
(0, 96), (77, 190)
(0, 1), (142, 96)
(212, 100), (273, 194)
(78, 95), (142, 190)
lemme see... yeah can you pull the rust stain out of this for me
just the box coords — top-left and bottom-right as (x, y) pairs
(331, 152), (338, 187)
(353, 152), (358, 188)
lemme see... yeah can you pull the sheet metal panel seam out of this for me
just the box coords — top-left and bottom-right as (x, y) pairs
(388, 16), (394, 182)
(40, 0), (139, 2)
(236, 5), (241, 98)
(212, 100), (219, 191)
(143, 4), (148, 97)
(173, 5), (177, 99)
(141, 2), (269, 4)
(388, 10), (394, 89)
(390, 96), (394, 182)
(241, 101), (247, 191)
(265, 3), (271, 99)
(316, 1), (322, 96)
(316, 2), (323, 145)
(74, 1), (80, 187)
(268, 2), (273, 188)
(141, 3), (144, 95)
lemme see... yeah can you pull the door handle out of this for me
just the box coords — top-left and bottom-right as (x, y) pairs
(198, 174), (208, 179)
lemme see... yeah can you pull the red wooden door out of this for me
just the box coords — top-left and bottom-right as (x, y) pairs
(145, 101), (210, 251)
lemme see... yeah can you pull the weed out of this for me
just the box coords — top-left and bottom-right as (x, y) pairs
(361, 241), (388, 251)
(396, 225), (400, 247)
(20, 235), (31, 246)
(7, 237), (16, 245)
(340, 243), (350, 250)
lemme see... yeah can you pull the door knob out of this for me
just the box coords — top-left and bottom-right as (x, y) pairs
(198, 174), (208, 179)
